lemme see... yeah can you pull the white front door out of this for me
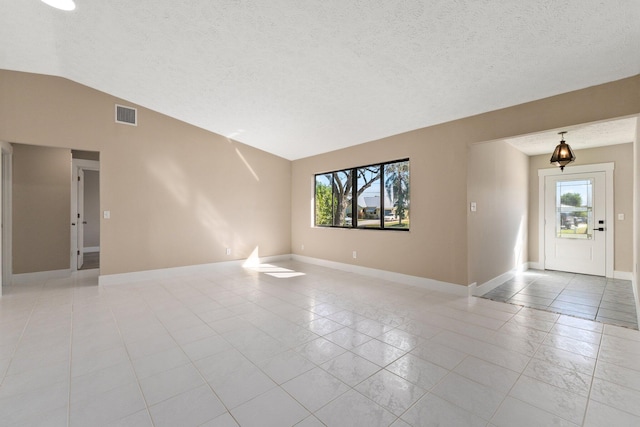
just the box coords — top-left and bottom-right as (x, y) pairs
(544, 171), (606, 276)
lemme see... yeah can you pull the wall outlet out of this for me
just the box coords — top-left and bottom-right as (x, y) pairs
(225, 248), (231, 255)
(352, 251), (357, 259)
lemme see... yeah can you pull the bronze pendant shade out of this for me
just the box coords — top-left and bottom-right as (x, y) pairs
(550, 131), (576, 172)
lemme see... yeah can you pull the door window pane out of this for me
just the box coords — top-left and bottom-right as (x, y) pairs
(556, 179), (593, 239)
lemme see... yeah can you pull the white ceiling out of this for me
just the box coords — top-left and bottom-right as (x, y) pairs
(1, 1), (638, 160)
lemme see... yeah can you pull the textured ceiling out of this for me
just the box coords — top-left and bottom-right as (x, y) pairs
(1, 1), (639, 160)
(503, 117), (638, 156)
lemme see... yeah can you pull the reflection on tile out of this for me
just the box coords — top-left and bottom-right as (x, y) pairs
(352, 339), (407, 367)
(323, 328), (372, 350)
(320, 351), (380, 387)
(386, 353), (449, 390)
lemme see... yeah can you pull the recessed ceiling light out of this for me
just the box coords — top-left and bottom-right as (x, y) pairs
(41, 0), (76, 11)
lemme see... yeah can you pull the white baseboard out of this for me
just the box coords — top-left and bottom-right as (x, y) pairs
(12, 269), (72, 284)
(632, 276), (640, 328)
(470, 263), (530, 297)
(83, 246), (100, 253)
(98, 254), (291, 286)
(101, 254), (469, 296)
(528, 262), (544, 270)
(613, 271), (633, 281)
(291, 254), (469, 296)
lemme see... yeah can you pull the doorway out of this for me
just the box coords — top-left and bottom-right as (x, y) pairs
(0, 141), (12, 290)
(539, 163), (614, 277)
(71, 158), (100, 271)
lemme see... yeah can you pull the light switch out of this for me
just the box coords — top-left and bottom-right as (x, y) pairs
(470, 202), (477, 212)
(103, 210), (111, 219)
(618, 213), (625, 220)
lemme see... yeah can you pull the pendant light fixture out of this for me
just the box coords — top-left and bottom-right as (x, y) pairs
(41, 0), (76, 11)
(550, 131), (576, 172)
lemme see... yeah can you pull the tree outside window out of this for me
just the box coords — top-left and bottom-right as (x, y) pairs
(314, 159), (409, 230)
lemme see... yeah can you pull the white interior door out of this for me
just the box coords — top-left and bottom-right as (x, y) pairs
(544, 171), (606, 275)
(77, 168), (84, 269)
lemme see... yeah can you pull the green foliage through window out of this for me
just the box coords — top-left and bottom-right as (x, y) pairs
(314, 159), (409, 230)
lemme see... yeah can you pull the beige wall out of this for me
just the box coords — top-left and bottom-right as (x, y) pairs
(292, 75), (640, 286)
(528, 143), (634, 273)
(12, 144), (71, 273)
(468, 140), (529, 286)
(0, 70), (291, 275)
(1, 70), (639, 282)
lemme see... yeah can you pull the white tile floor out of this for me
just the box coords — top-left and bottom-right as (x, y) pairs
(1, 261), (640, 426)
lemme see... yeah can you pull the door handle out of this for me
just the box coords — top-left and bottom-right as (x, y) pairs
(71, 223), (76, 226)
(595, 227), (605, 231)
(82, 221), (87, 224)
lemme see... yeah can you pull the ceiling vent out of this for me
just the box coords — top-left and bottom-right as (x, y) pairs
(115, 104), (137, 126)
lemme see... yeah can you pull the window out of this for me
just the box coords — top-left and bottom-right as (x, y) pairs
(555, 179), (594, 239)
(314, 159), (409, 230)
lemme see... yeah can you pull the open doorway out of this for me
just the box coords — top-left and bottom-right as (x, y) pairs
(71, 152), (100, 271)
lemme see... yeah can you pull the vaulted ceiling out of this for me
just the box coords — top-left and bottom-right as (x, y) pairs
(1, 1), (638, 159)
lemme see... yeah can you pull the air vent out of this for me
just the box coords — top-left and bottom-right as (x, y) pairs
(115, 104), (137, 126)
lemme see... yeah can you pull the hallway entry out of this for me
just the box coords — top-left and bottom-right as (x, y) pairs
(72, 157), (100, 271)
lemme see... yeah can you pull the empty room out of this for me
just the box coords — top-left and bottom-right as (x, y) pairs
(1, 1), (639, 426)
